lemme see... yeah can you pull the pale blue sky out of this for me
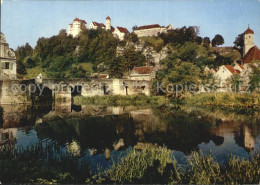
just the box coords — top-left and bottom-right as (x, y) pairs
(1, 0), (260, 49)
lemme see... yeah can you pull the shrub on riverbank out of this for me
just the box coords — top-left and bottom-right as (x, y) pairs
(184, 93), (260, 108)
(73, 95), (167, 106)
(0, 144), (259, 184)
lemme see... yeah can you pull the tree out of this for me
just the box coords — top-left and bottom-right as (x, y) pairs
(161, 62), (201, 98)
(108, 57), (124, 78)
(202, 37), (211, 47)
(249, 67), (260, 92)
(229, 74), (241, 92)
(16, 60), (27, 75)
(68, 66), (87, 78)
(25, 57), (36, 68)
(212, 34), (224, 47)
(233, 33), (244, 50)
(132, 25), (138, 31)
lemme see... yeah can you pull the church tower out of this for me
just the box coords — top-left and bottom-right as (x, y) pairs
(106, 16), (111, 30)
(243, 26), (255, 57)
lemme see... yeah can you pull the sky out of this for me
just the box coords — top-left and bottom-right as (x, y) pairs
(1, 0), (260, 49)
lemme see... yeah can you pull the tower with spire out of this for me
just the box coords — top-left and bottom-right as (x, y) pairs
(106, 16), (111, 30)
(243, 25), (255, 57)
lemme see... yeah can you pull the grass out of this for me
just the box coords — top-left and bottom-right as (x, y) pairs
(22, 66), (47, 79)
(74, 95), (167, 106)
(184, 92), (260, 108)
(140, 36), (165, 52)
(78, 62), (94, 73)
(0, 143), (259, 184)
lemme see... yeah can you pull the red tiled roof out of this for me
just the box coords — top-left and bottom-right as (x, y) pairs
(111, 26), (115, 32)
(136, 24), (161, 30)
(238, 64), (244, 70)
(133, 66), (153, 74)
(244, 27), (254, 34)
(98, 74), (109, 79)
(80, 20), (87, 24)
(73, 18), (86, 24)
(243, 46), (260, 64)
(106, 16), (111, 20)
(117, 27), (129, 33)
(92, 22), (105, 27)
(224, 65), (240, 74)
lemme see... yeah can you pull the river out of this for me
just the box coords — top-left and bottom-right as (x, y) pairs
(0, 102), (259, 171)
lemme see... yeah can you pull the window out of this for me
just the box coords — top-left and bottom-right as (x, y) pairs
(5, 62), (10, 69)
(10, 63), (14, 70)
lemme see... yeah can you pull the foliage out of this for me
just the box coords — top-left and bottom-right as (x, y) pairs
(229, 74), (242, 92)
(108, 56), (124, 78)
(16, 60), (27, 75)
(159, 26), (200, 46)
(202, 37), (211, 47)
(234, 33), (244, 50)
(74, 95), (167, 106)
(249, 67), (260, 92)
(0, 143), (259, 184)
(141, 36), (164, 52)
(184, 92), (260, 108)
(15, 42), (33, 62)
(0, 143), (91, 184)
(212, 34), (224, 47)
(68, 65), (87, 78)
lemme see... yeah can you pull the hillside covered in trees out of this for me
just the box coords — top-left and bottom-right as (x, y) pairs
(15, 26), (240, 80)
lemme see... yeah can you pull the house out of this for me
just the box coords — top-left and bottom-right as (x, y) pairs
(0, 32), (17, 79)
(89, 21), (105, 30)
(204, 66), (216, 75)
(133, 24), (173, 37)
(113, 27), (129, 41)
(128, 66), (155, 81)
(67, 18), (87, 38)
(215, 65), (240, 84)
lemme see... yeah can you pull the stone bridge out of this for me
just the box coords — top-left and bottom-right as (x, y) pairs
(0, 78), (152, 104)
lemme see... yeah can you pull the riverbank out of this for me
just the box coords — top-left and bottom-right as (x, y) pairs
(74, 95), (167, 106)
(183, 93), (260, 108)
(0, 143), (259, 184)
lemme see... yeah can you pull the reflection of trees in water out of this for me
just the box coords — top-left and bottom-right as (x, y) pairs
(1, 104), (52, 129)
(35, 114), (138, 154)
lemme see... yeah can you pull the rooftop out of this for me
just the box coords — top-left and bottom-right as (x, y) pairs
(132, 66), (154, 75)
(243, 46), (260, 64)
(136, 24), (161, 30)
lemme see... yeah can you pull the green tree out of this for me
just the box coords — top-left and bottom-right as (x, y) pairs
(25, 57), (36, 68)
(212, 34), (224, 47)
(229, 74), (241, 92)
(68, 66), (87, 78)
(16, 60), (27, 75)
(249, 67), (260, 92)
(108, 57), (124, 78)
(202, 37), (211, 47)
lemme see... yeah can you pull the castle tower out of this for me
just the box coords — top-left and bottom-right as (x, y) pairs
(106, 16), (111, 30)
(243, 26), (255, 57)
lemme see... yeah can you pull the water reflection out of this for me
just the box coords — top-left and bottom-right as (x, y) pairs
(0, 102), (259, 166)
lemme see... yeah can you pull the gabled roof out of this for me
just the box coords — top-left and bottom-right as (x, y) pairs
(116, 27), (129, 33)
(73, 18), (86, 24)
(136, 24), (161, 30)
(243, 46), (260, 64)
(92, 22), (105, 27)
(224, 65), (240, 74)
(244, 27), (254, 34)
(111, 26), (115, 32)
(237, 64), (244, 70)
(132, 66), (153, 75)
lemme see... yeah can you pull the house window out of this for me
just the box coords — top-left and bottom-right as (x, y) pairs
(10, 63), (14, 70)
(5, 62), (10, 69)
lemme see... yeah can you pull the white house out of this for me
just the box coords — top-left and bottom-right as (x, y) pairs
(0, 32), (17, 79)
(134, 24), (173, 37)
(89, 21), (105, 30)
(67, 18), (87, 38)
(113, 27), (129, 41)
(215, 65), (240, 84)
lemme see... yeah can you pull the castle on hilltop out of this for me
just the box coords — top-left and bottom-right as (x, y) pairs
(67, 16), (173, 40)
(67, 16), (129, 40)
